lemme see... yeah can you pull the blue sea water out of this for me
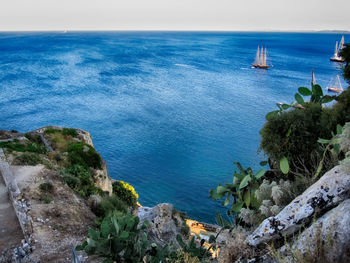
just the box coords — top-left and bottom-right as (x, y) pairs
(0, 31), (348, 223)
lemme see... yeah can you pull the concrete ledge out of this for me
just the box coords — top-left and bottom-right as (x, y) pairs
(0, 149), (33, 241)
(0, 161), (21, 197)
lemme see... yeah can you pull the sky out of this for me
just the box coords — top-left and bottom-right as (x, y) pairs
(0, 0), (349, 31)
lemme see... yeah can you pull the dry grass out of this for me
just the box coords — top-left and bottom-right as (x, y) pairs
(268, 220), (338, 263)
(46, 132), (75, 151)
(217, 227), (257, 263)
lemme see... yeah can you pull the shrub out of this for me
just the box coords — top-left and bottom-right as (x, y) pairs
(67, 142), (102, 169)
(41, 194), (52, 204)
(176, 235), (213, 261)
(53, 153), (62, 162)
(261, 87), (350, 177)
(261, 104), (339, 176)
(79, 212), (206, 263)
(78, 213), (150, 262)
(333, 88), (350, 124)
(112, 181), (139, 208)
(93, 194), (128, 218)
(24, 133), (43, 144)
(62, 128), (78, 137)
(210, 162), (265, 226)
(13, 153), (42, 165)
(63, 164), (100, 197)
(0, 141), (47, 154)
(39, 181), (54, 193)
(181, 224), (190, 236)
(25, 142), (47, 154)
(63, 174), (80, 189)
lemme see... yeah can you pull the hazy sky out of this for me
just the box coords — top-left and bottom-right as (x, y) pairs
(0, 0), (349, 31)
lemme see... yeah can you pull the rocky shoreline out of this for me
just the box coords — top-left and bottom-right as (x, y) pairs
(1, 126), (349, 262)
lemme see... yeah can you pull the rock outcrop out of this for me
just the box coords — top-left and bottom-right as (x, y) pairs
(138, 203), (187, 247)
(288, 198), (350, 262)
(247, 165), (350, 247)
(92, 162), (113, 195)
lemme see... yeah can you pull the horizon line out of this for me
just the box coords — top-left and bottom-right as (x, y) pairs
(0, 29), (349, 33)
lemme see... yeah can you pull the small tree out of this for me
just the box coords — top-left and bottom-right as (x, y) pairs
(340, 44), (350, 84)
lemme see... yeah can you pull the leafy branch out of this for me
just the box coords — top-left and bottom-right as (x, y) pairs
(315, 124), (343, 178)
(266, 85), (335, 120)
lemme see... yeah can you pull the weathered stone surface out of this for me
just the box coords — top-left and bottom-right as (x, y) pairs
(247, 165), (350, 246)
(138, 203), (185, 247)
(289, 199), (350, 262)
(88, 194), (102, 210)
(0, 161), (21, 197)
(93, 162), (113, 195)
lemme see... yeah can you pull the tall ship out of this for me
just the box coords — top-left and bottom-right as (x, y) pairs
(330, 35), (345, 62)
(326, 75), (343, 93)
(252, 46), (269, 69)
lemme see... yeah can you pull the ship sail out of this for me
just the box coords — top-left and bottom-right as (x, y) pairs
(330, 36), (345, 62)
(252, 45), (269, 69)
(334, 41), (339, 57)
(337, 75), (343, 91)
(255, 46), (260, 64)
(339, 36), (345, 51)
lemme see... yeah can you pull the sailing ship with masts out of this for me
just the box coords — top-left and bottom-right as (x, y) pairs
(252, 46), (269, 69)
(327, 75), (343, 93)
(330, 35), (345, 62)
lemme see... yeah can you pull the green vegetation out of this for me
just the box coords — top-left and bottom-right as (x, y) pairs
(340, 43), (350, 84)
(39, 181), (54, 192)
(92, 181), (141, 224)
(0, 140), (47, 154)
(176, 235), (213, 261)
(93, 194), (128, 218)
(62, 165), (102, 198)
(41, 194), (52, 204)
(67, 142), (102, 169)
(210, 162), (265, 226)
(13, 152), (43, 165)
(62, 128), (78, 137)
(39, 181), (54, 204)
(78, 213), (150, 262)
(210, 80), (349, 232)
(112, 181), (139, 208)
(79, 212), (213, 263)
(44, 128), (61, 134)
(39, 128), (104, 198)
(24, 133), (43, 144)
(261, 87), (350, 177)
(44, 127), (78, 151)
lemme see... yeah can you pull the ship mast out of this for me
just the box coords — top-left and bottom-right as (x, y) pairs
(263, 48), (267, 66)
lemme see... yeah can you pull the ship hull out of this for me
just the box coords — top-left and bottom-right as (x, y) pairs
(327, 87), (342, 93)
(252, 64), (269, 69)
(330, 57), (345, 62)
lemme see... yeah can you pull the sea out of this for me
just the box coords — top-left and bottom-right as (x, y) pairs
(0, 31), (348, 223)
